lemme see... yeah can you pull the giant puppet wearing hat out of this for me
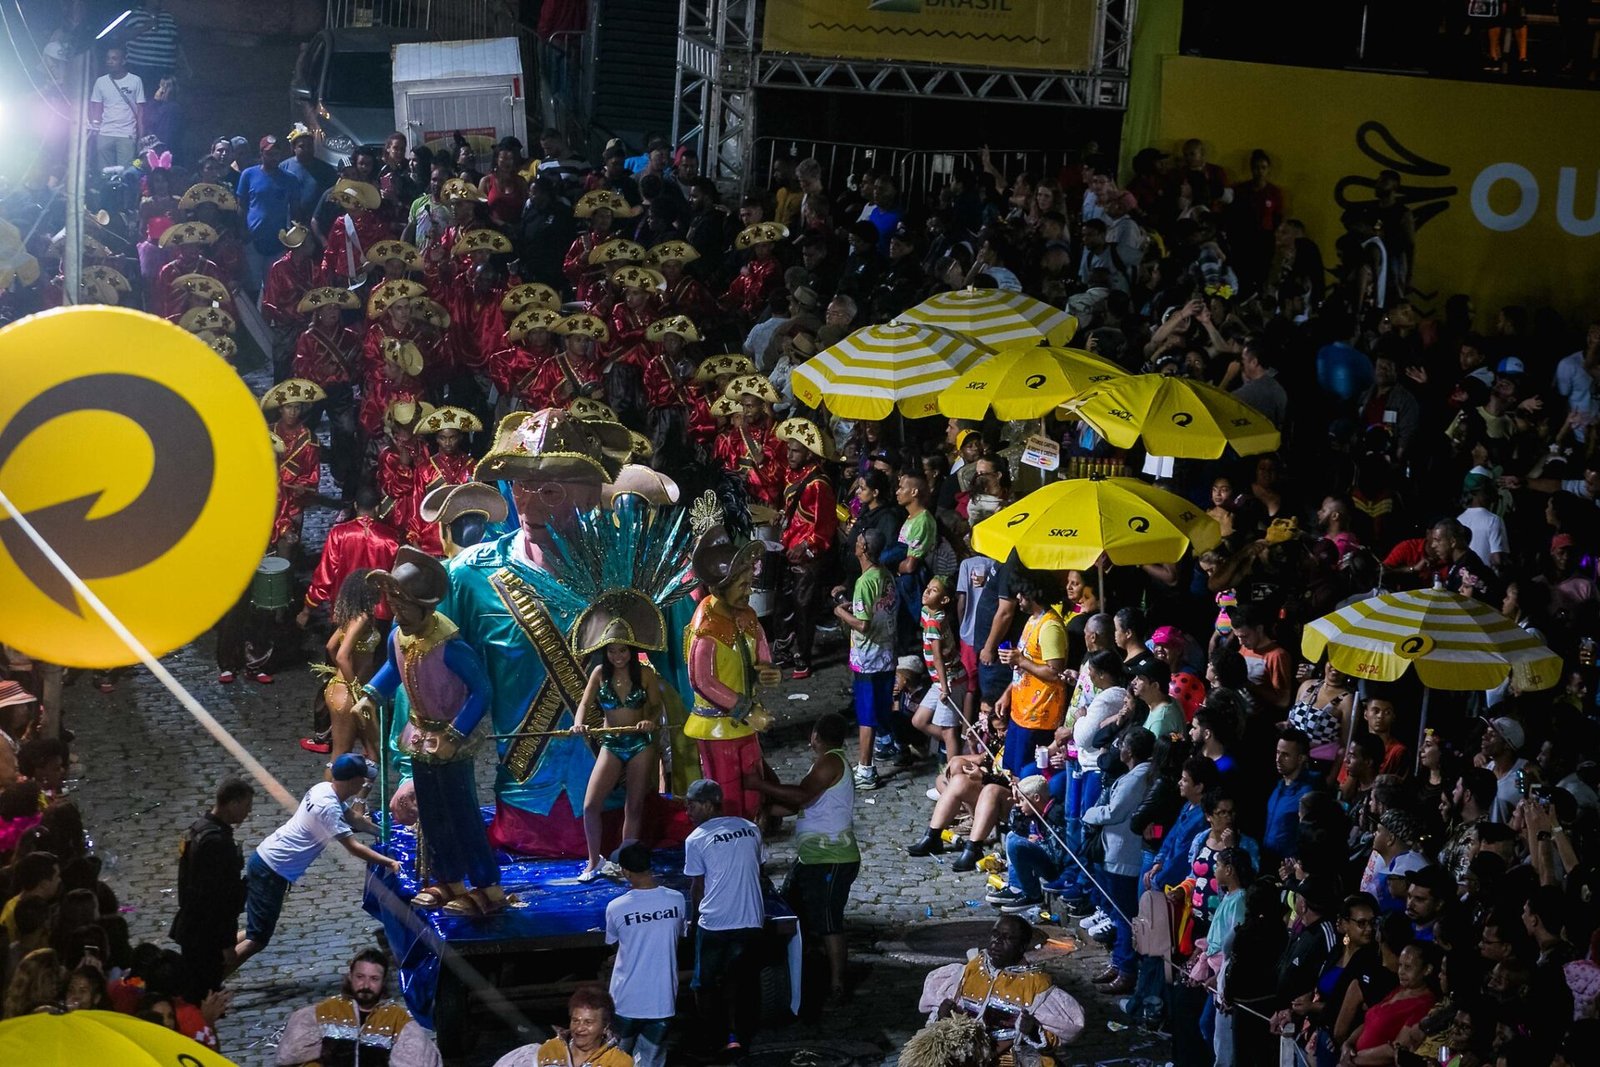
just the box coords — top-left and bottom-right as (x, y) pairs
(353, 547), (504, 916)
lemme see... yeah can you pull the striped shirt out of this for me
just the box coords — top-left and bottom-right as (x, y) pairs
(124, 13), (180, 70)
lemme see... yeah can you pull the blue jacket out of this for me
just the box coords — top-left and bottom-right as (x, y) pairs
(1149, 801), (1205, 890)
(1264, 773), (1317, 861)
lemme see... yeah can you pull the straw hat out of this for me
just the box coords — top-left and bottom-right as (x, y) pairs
(692, 353), (757, 384)
(330, 178), (381, 212)
(736, 221), (789, 249)
(787, 332), (818, 359)
(775, 416), (838, 461)
(453, 229), (512, 257)
(574, 189), (640, 219)
(723, 373), (780, 404)
(297, 286), (360, 314)
(647, 240), (699, 267)
(645, 314), (700, 342)
(588, 238), (647, 266)
(81, 265), (131, 305)
(179, 306), (236, 335)
(157, 221), (218, 248)
(384, 398), (434, 435)
(709, 393), (740, 418)
(366, 239), (421, 270)
(261, 378), (327, 411)
(207, 335), (238, 362)
(382, 339), (424, 378)
(178, 183), (239, 212)
(440, 177), (487, 203)
(171, 273), (229, 303)
(505, 307), (563, 343)
(415, 406), (484, 434)
(574, 588), (668, 656)
(474, 408), (618, 483)
(367, 278), (427, 319)
(413, 298), (451, 330)
(500, 283), (561, 314)
(279, 222), (311, 249)
(567, 397), (619, 422)
(611, 265), (665, 292)
(553, 312), (610, 341)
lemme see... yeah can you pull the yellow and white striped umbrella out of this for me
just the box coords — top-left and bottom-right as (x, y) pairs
(1302, 583), (1560, 692)
(899, 287), (1078, 347)
(791, 321), (994, 420)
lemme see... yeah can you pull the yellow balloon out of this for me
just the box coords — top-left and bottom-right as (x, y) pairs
(0, 307), (277, 668)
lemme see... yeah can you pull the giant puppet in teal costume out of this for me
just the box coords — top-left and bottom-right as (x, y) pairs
(386, 409), (693, 857)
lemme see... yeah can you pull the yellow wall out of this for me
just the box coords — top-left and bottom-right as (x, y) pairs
(1150, 55), (1600, 316)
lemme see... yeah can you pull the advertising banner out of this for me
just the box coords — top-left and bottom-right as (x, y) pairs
(762, 0), (1098, 73)
(1152, 55), (1600, 316)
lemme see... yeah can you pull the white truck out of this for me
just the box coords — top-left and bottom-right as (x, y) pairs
(392, 37), (529, 173)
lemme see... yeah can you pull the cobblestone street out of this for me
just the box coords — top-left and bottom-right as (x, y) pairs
(63, 625), (1166, 1067)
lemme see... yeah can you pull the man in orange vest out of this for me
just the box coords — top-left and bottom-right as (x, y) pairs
(995, 570), (1069, 777)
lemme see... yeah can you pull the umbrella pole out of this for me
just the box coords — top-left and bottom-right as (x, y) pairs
(1415, 688), (1431, 775)
(1351, 679), (1365, 752)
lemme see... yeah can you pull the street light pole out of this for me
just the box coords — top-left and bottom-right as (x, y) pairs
(62, 50), (92, 307)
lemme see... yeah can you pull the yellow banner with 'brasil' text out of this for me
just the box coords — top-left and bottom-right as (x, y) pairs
(1151, 56), (1600, 316)
(762, 0), (1098, 73)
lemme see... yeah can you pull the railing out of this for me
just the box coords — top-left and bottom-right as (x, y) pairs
(534, 29), (594, 152)
(323, 0), (519, 38)
(753, 139), (1077, 203)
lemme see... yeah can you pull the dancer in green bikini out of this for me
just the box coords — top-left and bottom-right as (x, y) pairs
(572, 591), (668, 882)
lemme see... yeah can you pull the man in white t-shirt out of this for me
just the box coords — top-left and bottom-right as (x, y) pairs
(88, 46), (145, 169)
(682, 778), (767, 1056)
(234, 756), (400, 966)
(1457, 472), (1508, 568)
(1480, 716), (1529, 823)
(604, 842), (687, 1067)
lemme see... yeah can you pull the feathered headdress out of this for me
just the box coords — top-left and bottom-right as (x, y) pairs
(522, 495), (696, 657)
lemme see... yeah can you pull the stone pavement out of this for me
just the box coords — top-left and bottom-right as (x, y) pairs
(63, 623), (1169, 1067)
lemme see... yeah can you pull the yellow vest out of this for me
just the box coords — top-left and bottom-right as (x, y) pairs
(683, 595), (759, 741)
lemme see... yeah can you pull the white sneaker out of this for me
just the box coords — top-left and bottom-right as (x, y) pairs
(925, 787), (940, 800)
(1077, 908), (1107, 932)
(853, 765), (882, 790)
(1086, 913), (1116, 936)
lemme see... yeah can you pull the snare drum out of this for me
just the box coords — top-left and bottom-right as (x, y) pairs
(250, 556), (293, 610)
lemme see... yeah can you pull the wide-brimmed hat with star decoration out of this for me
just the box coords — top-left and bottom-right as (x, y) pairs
(415, 405), (484, 435)
(171, 273), (229, 304)
(440, 177), (487, 203)
(573, 588), (669, 657)
(413, 297), (451, 330)
(81, 265), (131, 305)
(723, 373), (780, 404)
(574, 189), (640, 219)
(178, 182), (239, 212)
(709, 393), (740, 418)
(647, 240), (699, 267)
(645, 314), (700, 343)
(500, 283), (562, 314)
(475, 408), (619, 483)
(279, 222), (311, 249)
(179, 306), (236, 335)
(261, 378), (328, 411)
(552, 312), (610, 341)
(207, 335), (238, 362)
(587, 238), (647, 267)
(505, 307), (563, 343)
(366, 239), (421, 270)
(297, 286), (361, 314)
(453, 228), (512, 257)
(611, 265), (665, 292)
(382, 338), (424, 378)
(330, 178), (381, 212)
(567, 397), (619, 422)
(735, 221), (789, 249)
(692, 353), (757, 384)
(775, 416), (837, 461)
(157, 221), (218, 248)
(367, 278), (427, 319)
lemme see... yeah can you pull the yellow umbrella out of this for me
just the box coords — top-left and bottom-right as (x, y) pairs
(899, 287), (1078, 347)
(0, 1011), (239, 1066)
(1303, 582), (1560, 761)
(1058, 373), (1280, 458)
(791, 321), (993, 420)
(937, 345), (1127, 421)
(972, 476), (1221, 571)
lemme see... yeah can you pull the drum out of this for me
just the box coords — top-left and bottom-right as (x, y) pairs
(748, 587), (777, 618)
(250, 556), (293, 610)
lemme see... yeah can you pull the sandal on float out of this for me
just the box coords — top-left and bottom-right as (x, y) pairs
(410, 885), (459, 909)
(442, 888), (507, 917)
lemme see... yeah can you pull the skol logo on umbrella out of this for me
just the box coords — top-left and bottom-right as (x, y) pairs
(1172, 411), (1194, 427)
(1395, 634), (1436, 659)
(1024, 373), (1048, 389)
(1007, 511), (1030, 527)
(1128, 516), (1151, 533)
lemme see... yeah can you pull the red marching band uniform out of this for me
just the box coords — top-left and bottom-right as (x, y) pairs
(782, 459), (839, 559)
(292, 321), (364, 390)
(713, 412), (785, 507)
(260, 249), (316, 331)
(302, 513), (402, 621)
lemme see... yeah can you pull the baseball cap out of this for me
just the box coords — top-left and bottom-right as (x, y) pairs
(1551, 533), (1575, 552)
(259, 134), (279, 153)
(1484, 715), (1525, 751)
(685, 778), (723, 804)
(1149, 625), (1183, 648)
(229, 135), (250, 154)
(330, 753), (376, 781)
(1129, 658), (1171, 692)
(1404, 864), (1453, 898)
(610, 841), (652, 873)
(1495, 356), (1525, 377)
(1378, 808), (1423, 849)
(1044, 239), (1072, 255)
(890, 220), (915, 243)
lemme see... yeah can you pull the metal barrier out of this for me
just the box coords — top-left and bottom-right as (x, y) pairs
(323, 0), (517, 39)
(752, 138), (1076, 201)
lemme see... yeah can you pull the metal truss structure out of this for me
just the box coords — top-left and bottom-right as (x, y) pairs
(673, 0), (1135, 193)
